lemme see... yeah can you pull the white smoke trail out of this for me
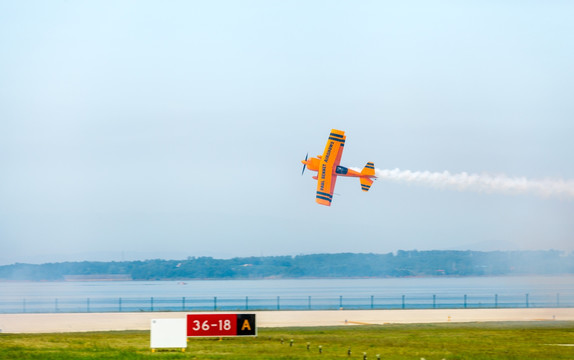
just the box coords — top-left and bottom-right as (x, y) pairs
(364, 168), (574, 199)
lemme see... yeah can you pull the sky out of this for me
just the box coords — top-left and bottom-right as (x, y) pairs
(1, 0), (573, 265)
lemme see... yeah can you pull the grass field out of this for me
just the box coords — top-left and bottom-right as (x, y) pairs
(1, 322), (573, 359)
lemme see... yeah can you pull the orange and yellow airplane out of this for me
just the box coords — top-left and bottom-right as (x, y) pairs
(301, 129), (376, 206)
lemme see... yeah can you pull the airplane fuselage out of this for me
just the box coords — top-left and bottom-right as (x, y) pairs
(301, 157), (371, 179)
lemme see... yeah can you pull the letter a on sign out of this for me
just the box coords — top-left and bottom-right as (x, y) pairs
(236, 314), (256, 336)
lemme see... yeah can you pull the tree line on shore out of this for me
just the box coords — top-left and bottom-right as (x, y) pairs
(0, 250), (572, 281)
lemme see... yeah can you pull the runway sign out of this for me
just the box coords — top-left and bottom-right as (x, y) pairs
(186, 313), (256, 337)
(150, 319), (187, 351)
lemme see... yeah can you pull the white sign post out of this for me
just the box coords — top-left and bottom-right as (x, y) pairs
(150, 319), (187, 352)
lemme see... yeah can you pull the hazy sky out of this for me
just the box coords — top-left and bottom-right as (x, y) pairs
(1, 1), (573, 265)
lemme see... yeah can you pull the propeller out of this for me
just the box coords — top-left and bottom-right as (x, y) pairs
(301, 153), (308, 175)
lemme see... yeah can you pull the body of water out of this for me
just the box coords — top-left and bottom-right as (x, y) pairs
(1, 276), (572, 313)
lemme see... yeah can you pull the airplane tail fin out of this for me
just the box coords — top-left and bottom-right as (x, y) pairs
(360, 162), (375, 192)
(360, 177), (373, 192)
(360, 162), (375, 177)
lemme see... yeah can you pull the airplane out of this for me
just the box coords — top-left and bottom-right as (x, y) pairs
(301, 129), (376, 206)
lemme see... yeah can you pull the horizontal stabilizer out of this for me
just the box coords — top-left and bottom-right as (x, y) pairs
(360, 177), (373, 192)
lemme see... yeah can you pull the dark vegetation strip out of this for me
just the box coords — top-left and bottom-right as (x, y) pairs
(1, 250), (573, 281)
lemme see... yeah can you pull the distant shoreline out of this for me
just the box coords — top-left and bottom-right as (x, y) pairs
(1, 251), (572, 281)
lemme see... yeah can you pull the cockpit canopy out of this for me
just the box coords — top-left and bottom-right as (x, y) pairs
(335, 166), (348, 175)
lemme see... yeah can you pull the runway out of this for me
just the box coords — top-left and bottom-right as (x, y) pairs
(1, 308), (573, 333)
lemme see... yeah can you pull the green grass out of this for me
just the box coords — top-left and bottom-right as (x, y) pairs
(1, 322), (574, 359)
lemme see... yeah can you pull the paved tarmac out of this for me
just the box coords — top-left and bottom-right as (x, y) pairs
(1, 308), (573, 333)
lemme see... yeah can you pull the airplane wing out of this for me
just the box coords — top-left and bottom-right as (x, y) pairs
(332, 133), (346, 168)
(316, 167), (334, 206)
(320, 129), (346, 166)
(315, 129), (345, 206)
